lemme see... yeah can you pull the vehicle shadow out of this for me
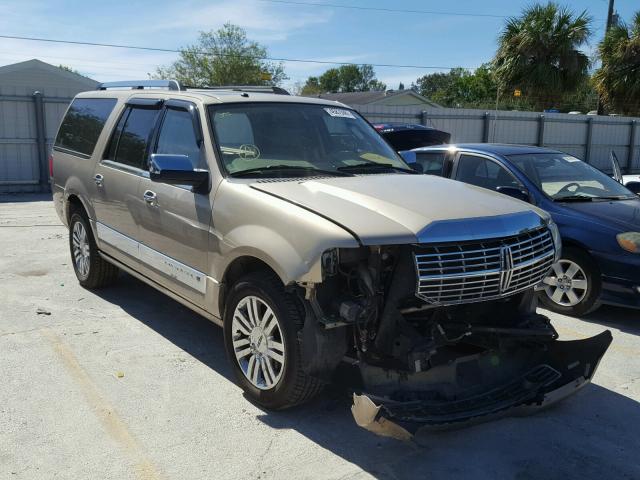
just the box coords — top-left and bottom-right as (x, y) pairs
(95, 273), (640, 480)
(580, 305), (640, 336)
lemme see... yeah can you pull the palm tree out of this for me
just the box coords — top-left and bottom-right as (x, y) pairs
(593, 12), (640, 116)
(493, 3), (592, 111)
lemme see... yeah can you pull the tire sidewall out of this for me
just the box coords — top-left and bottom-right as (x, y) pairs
(223, 277), (302, 409)
(539, 248), (601, 316)
(69, 212), (93, 284)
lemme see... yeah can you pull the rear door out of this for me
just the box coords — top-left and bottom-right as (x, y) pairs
(91, 99), (162, 262)
(135, 99), (212, 304)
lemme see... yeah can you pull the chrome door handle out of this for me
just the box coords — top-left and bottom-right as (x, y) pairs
(143, 190), (157, 206)
(94, 174), (104, 187)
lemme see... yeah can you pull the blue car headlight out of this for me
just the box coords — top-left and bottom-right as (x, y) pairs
(616, 232), (640, 253)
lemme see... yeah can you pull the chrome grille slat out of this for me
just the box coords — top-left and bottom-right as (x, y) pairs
(414, 227), (555, 305)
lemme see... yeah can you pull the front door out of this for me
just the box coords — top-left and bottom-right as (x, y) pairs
(135, 100), (212, 304)
(92, 100), (162, 262)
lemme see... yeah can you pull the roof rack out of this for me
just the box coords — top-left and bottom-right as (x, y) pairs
(185, 85), (290, 95)
(97, 80), (181, 91)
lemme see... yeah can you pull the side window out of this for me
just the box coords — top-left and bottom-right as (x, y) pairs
(106, 106), (159, 169)
(155, 108), (202, 168)
(455, 154), (520, 191)
(416, 152), (446, 176)
(55, 98), (117, 156)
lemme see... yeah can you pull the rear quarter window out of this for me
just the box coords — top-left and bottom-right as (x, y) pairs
(55, 98), (117, 157)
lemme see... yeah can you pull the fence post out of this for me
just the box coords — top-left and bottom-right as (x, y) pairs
(584, 117), (594, 164)
(483, 112), (491, 143)
(629, 120), (638, 174)
(537, 114), (545, 147)
(420, 110), (428, 127)
(32, 91), (49, 191)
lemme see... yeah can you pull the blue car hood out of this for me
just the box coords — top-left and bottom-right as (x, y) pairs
(558, 198), (640, 231)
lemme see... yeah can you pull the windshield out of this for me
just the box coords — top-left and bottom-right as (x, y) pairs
(507, 152), (634, 200)
(208, 103), (408, 176)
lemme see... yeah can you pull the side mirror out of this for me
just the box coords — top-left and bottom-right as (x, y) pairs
(496, 185), (530, 202)
(626, 181), (640, 195)
(149, 154), (209, 191)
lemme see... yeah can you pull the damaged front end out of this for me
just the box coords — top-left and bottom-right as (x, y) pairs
(299, 226), (612, 439)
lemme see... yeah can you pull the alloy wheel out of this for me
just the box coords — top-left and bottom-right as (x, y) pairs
(231, 295), (285, 390)
(542, 260), (588, 307)
(72, 221), (90, 279)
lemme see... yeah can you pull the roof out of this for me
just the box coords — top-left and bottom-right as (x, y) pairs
(0, 59), (98, 89)
(77, 87), (351, 107)
(305, 89), (440, 107)
(413, 143), (563, 156)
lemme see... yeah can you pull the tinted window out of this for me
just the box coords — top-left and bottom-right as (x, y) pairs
(416, 152), (446, 176)
(156, 108), (202, 168)
(55, 98), (117, 156)
(107, 107), (159, 169)
(456, 155), (521, 190)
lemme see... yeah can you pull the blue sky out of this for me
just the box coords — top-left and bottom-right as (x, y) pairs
(1, 0), (636, 89)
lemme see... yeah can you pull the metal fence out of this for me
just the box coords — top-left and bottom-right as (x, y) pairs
(0, 90), (72, 193)
(356, 105), (640, 173)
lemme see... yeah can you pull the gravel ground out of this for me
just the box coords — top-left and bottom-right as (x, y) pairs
(1, 194), (639, 480)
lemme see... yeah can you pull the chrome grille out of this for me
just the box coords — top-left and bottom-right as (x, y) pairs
(414, 227), (555, 305)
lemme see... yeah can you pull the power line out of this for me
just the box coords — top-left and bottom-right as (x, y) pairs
(258, 0), (509, 18)
(0, 34), (469, 70)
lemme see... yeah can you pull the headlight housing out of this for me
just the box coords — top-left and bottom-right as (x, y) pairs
(616, 232), (640, 253)
(547, 220), (562, 261)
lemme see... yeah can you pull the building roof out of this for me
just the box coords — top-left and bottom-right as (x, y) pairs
(0, 59), (98, 92)
(305, 89), (440, 107)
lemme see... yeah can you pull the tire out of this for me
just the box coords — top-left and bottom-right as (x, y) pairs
(69, 211), (119, 289)
(223, 271), (323, 409)
(538, 247), (601, 316)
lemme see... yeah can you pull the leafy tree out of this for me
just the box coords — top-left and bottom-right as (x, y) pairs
(58, 64), (80, 75)
(593, 11), (640, 116)
(300, 64), (386, 94)
(493, 2), (592, 111)
(398, 82), (405, 90)
(415, 65), (498, 108)
(154, 23), (287, 87)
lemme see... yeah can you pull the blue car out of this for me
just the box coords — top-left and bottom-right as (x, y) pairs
(405, 144), (640, 316)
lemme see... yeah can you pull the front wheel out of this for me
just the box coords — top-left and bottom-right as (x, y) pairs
(223, 271), (323, 409)
(538, 247), (601, 316)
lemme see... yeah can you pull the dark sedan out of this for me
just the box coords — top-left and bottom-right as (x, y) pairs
(404, 144), (640, 316)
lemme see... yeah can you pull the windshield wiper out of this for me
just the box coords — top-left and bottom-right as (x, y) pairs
(229, 165), (353, 178)
(336, 162), (417, 174)
(553, 195), (594, 202)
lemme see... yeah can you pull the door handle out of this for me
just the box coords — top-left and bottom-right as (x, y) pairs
(143, 190), (157, 206)
(94, 174), (104, 187)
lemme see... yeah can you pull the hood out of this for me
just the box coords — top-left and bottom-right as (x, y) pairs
(557, 198), (640, 232)
(250, 174), (548, 245)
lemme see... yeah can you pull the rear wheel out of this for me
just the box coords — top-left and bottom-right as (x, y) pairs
(69, 212), (119, 289)
(223, 271), (323, 409)
(539, 247), (601, 316)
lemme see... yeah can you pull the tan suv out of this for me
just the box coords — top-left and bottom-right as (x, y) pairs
(51, 81), (611, 436)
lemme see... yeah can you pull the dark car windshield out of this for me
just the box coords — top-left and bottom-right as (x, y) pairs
(208, 103), (408, 176)
(507, 152), (635, 200)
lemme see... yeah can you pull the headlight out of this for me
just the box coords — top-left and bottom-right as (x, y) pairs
(547, 220), (562, 261)
(616, 232), (640, 253)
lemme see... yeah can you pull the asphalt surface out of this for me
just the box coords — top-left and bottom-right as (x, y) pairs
(1, 194), (639, 480)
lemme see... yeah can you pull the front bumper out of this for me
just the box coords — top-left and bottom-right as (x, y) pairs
(592, 250), (640, 308)
(351, 331), (612, 439)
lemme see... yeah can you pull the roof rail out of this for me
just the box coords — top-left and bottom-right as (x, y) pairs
(97, 80), (181, 91)
(185, 85), (290, 95)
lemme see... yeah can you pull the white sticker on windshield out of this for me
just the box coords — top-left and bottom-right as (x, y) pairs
(563, 155), (580, 162)
(324, 107), (356, 119)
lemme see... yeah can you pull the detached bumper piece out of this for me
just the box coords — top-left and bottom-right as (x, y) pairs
(352, 331), (612, 439)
